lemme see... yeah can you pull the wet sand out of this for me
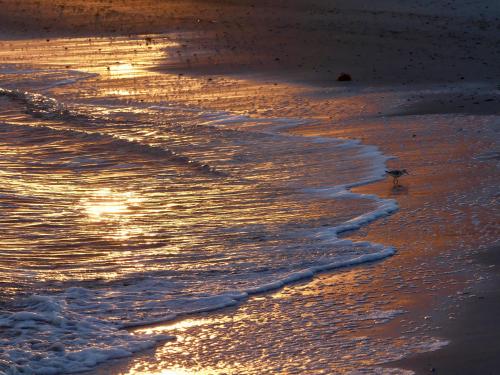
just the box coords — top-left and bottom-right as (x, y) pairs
(1, 0), (500, 86)
(294, 95), (499, 373)
(1, 0), (499, 373)
(389, 245), (500, 375)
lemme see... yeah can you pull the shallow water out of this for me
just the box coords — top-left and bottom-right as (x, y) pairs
(0, 35), (408, 374)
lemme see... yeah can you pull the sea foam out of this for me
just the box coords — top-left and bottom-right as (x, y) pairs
(0, 294), (173, 375)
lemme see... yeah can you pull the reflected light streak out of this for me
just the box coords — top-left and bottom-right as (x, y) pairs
(107, 63), (136, 77)
(0, 34), (179, 79)
(81, 188), (143, 220)
(135, 317), (222, 335)
(131, 367), (221, 375)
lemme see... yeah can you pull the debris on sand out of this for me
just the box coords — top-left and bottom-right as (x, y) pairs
(337, 72), (352, 81)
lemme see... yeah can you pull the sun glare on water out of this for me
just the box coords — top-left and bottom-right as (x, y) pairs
(82, 188), (142, 220)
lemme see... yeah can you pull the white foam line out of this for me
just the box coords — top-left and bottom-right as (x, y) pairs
(244, 247), (395, 295)
(306, 187), (398, 233)
(120, 246), (395, 329)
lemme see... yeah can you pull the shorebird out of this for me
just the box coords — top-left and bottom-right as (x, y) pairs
(386, 169), (409, 186)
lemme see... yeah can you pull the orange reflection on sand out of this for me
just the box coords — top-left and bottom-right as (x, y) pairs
(0, 35), (178, 78)
(129, 316), (245, 374)
(128, 367), (223, 375)
(135, 318), (220, 335)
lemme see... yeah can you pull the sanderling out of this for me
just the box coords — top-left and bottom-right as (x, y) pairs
(385, 169), (409, 186)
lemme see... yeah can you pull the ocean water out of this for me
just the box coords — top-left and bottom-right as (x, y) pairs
(0, 35), (404, 374)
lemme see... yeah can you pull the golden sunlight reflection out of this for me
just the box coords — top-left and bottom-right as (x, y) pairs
(129, 367), (222, 375)
(107, 63), (136, 77)
(134, 318), (223, 335)
(156, 370), (195, 375)
(0, 34), (179, 79)
(81, 188), (143, 221)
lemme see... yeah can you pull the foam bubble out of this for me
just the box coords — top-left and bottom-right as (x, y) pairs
(0, 295), (173, 374)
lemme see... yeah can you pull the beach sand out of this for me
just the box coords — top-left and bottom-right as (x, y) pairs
(1, 0), (499, 373)
(389, 245), (500, 374)
(1, 0), (499, 86)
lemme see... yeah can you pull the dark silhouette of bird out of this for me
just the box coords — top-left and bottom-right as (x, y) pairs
(386, 169), (409, 186)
